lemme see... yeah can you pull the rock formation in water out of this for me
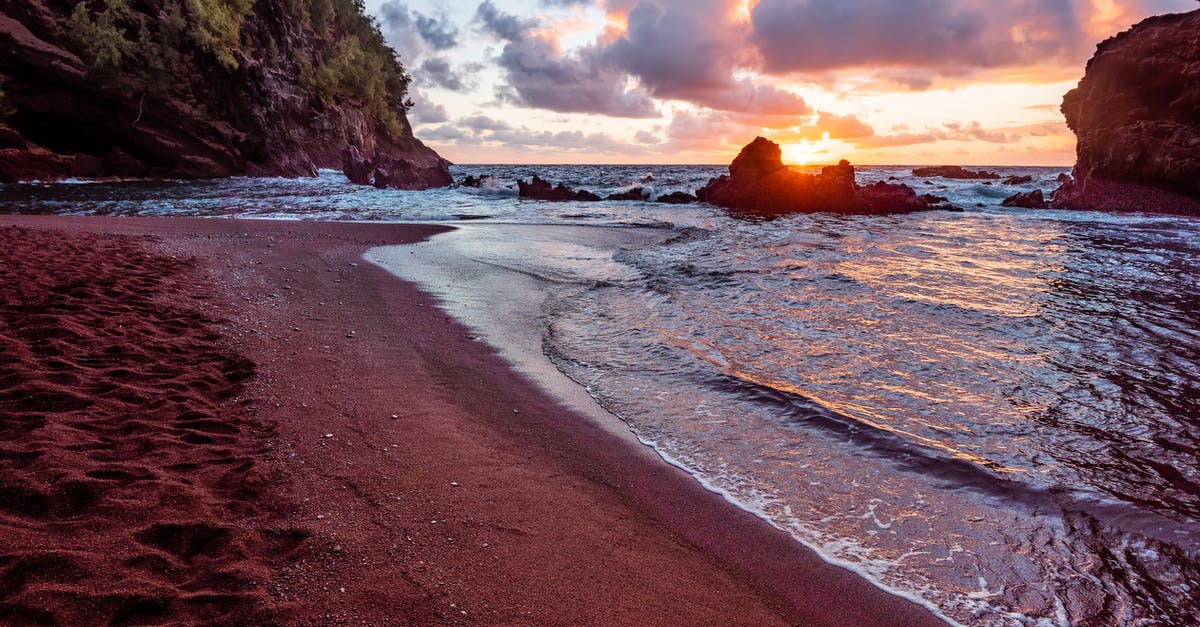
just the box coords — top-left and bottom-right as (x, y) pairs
(0, 0), (448, 187)
(517, 175), (602, 202)
(1053, 9), (1200, 215)
(699, 137), (955, 216)
(911, 166), (1000, 180)
(1001, 189), (1049, 209)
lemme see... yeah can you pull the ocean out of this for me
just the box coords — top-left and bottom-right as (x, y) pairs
(4, 165), (1199, 625)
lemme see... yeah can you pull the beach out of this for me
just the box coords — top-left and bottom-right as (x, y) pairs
(0, 215), (942, 625)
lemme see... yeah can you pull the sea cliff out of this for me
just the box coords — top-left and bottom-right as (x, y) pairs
(0, 0), (448, 186)
(1054, 9), (1200, 214)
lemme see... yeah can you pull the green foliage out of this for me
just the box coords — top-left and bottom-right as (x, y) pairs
(185, 0), (254, 69)
(291, 0), (413, 138)
(70, 0), (136, 71)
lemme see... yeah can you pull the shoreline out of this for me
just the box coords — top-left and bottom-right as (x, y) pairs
(0, 215), (943, 625)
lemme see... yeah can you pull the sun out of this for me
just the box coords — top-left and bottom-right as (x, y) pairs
(780, 135), (833, 166)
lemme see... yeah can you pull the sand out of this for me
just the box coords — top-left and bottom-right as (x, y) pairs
(0, 215), (943, 626)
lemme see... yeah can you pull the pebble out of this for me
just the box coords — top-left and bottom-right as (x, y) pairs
(513, 409), (519, 414)
(322, 433), (334, 439)
(430, 520), (437, 525)
(450, 482), (459, 487)
(390, 414), (399, 420)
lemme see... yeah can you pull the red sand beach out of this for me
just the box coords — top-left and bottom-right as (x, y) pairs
(0, 216), (943, 625)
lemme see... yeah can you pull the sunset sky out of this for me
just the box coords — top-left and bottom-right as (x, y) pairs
(364, 0), (1195, 165)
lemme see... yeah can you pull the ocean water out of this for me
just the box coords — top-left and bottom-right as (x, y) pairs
(5, 165), (1199, 625)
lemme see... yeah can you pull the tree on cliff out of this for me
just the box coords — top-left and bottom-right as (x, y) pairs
(0, 0), (446, 181)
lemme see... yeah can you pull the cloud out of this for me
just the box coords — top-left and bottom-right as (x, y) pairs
(407, 85), (449, 124)
(492, 30), (660, 117)
(855, 121), (1026, 148)
(600, 0), (810, 115)
(540, 0), (592, 6)
(420, 57), (479, 92)
(472, 1), (659, 117)
(413, 12), (459, 50)
(634, 130), (661, 144)
(749, 0), (1113, 76)
(782, 112), (877, 141)
(474, 0), (538, 42)
(462, 114), (513, 132)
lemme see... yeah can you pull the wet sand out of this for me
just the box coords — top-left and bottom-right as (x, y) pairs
(0, 215), (943, 625)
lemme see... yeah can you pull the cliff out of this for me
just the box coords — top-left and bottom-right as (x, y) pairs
(0, 0), (449, 186)
(1054, 9), (1200, 214)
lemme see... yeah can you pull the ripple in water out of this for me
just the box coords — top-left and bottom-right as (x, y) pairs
(543, 210), (1200, 625)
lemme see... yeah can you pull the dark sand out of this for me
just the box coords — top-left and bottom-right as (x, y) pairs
(0, 216), (944, 626)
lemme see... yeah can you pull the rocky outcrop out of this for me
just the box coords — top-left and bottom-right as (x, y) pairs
(911, 166), (1000, 180)
(699, 137), (954, 216)
(1053, 9), (1200, 215)
(606, 187), (649, 201)
(340, 145), (451, 190)
(1001, 190), (1049, 208)
(0, 0), (448, 186)
(1002, 175), (1033, 185)
(656, 191), (697, 204)
(517, 176), (601, 202)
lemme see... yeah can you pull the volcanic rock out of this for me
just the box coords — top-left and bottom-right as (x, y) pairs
(655, 191), (697, 204)
(606, 187), (649, 201)
(699, 137), (953, 216)
(1002, 175), (1033, 185)
(911, 166), (1000, 180)
(1053, 9), (1200, 214)
(517, 175), (601, 202)
(342, 146), (373, 185)
(1001, 190), (1049, 209)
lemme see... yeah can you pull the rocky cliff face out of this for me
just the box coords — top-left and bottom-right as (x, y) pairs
(0, 0), (449, 185)
(1054, 9), (1200, 214)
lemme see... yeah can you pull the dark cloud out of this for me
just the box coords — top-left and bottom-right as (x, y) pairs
(494, 34), (660, 117)
(420, 57), (474, 91)
(750, 0), (1088, 74)
(475, 1), (538, 42)
(414, 12), (459, 51)
(540, 0), (592, 6)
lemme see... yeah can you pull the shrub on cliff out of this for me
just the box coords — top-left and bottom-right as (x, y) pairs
(185, 0), (255, 69)
(70, 0), (136, 71)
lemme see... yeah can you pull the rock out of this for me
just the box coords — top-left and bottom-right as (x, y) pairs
(342, 146), (373, 185)
(1001, 190), (1049, 209)
(698, 137), (952, 216)
(1002, 175), (1033, 185)
(517, 175), (601, 202)
(458, 174), (496, 188)
(1053, 9), (1200, 215)
(606, 187), (649, 201)
(655, 191), (697, 204)
(911, 166), (1001, 180)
